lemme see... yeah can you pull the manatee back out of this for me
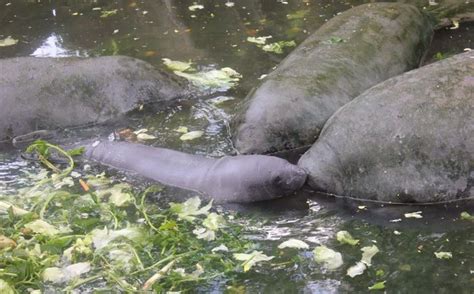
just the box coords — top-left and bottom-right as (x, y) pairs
(298, 51), (474, 203)
(232, 3), (434, 154)
(0, 56), (186, 140)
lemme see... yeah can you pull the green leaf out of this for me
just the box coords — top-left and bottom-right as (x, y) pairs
(347, 261), (367, 278)
(24, 220), (60, 236)
(96, 183), (133, 207)
(0, 36), (18, 47)
(278, 238), (309, 249)
(43, 262), (91, 284)
(336, 231), (359, 246)
(162, 58), (193, 72)
(460, 211), (474, 221)
(434, 251), (452, 259)
(67, 146), (85, 157)
(91, 227), (143, 250)
(0, 279), (15, 294)
(247, 36), (272, 45)
(261, 41), (296, 54)
(404, 211), (423, 219)
(361, 245), (379, 266)
(174, 67), (242, 92)
(233, 251), (274, 272)
(203, 212), (226, 231)
(100, 9), (118, 18)
(169, 197), (212, 221)
(368, 281), (386, 291)
(179, 131), (204, 141)
(313, 246), (343, 270)
(0, 201), (29, 216)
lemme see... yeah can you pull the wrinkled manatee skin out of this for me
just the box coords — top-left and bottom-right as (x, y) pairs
(232, 3), (433, 154)
(298, 51), (474, 203)
(0, 56), (186, 140)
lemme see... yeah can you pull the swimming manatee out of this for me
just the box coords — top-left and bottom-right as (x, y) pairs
(0, 56), (187, 141)
(84, 140), (307, 203)
(232, 3), (433, 154)
(298, 51), (474, 203)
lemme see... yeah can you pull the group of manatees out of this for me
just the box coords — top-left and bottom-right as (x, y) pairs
(0, 2), (472, 203)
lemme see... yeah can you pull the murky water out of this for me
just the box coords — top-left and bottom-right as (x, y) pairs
(0, 1), (473, 293)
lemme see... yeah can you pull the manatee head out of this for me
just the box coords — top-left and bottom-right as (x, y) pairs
(210, 155), (307, 203)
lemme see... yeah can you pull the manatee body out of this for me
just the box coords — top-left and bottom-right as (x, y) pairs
(85, 141), (307, 203)
(232, 3), (433, 154)
(0, 56), (186, 141)
(298, 51), (474, 203)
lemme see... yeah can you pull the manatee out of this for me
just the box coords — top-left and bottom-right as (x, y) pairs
(0, 56), (187, 141)
(298, 51), (474, 203)
(232, 3), (433, 154)
(84, 140), (307, 203)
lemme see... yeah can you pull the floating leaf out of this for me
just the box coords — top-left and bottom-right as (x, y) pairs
(174, 67), (241, 91)
(97, 183), (133, 207)
(0, 36), (18, 47)
(100, 9), (118, 18)
(262, 41), (296, 54)
(211, 244), (229, 252)
(188, 4), (204, 11)
(162, 58), (193, 72)
(0, 201), (29, 216)
(404, 211), (423, 219)
(0, 280), (14, 294)
(169, 197), (212, 221)
(313, 246), (343, 270)
(361, 245), (379, 266)
(247, 36), (272, 45)
(347, 261), (367, 278)
(203, 212), (226, 231)
(460, 211), (474, 221)
(137, 133), (157, 141)
(24, 220), (60, 236)
(91, 227), (143, 250)
(368, 281), (386, 291)
(180, 131), (204, 141)
(192, 227), (216, 241)
(175, 126), (189, 133)
(336, 231), (359, 246)
(233, 251), (274, 272)
(286, 10), (309, 20)
(43, 262), (91, 284)
(434, 251), (452, 259)
(278, 238), (309, 249)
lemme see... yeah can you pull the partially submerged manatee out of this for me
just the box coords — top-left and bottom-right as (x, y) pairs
(0, 56), (187, 141)
(298, 51), (474, 203)
(232, 3), (433, 154)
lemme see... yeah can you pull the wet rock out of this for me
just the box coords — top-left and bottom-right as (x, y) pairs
(0, 56), (187, 141)
(298, 51), (474, 203)
(232, 3), (434, 154)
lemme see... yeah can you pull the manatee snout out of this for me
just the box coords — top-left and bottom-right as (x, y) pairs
(272, 162), (307, 194)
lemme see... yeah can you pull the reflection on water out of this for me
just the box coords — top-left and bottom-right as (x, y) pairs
(31, 33), (87, 57)
(1, 0), (474, 293)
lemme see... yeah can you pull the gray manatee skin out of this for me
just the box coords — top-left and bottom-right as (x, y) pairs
(0, 56), (187, 141)
(298, 51), (474, 203)
(85, 141), (307, 203)
(232, 3), (433, 154)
